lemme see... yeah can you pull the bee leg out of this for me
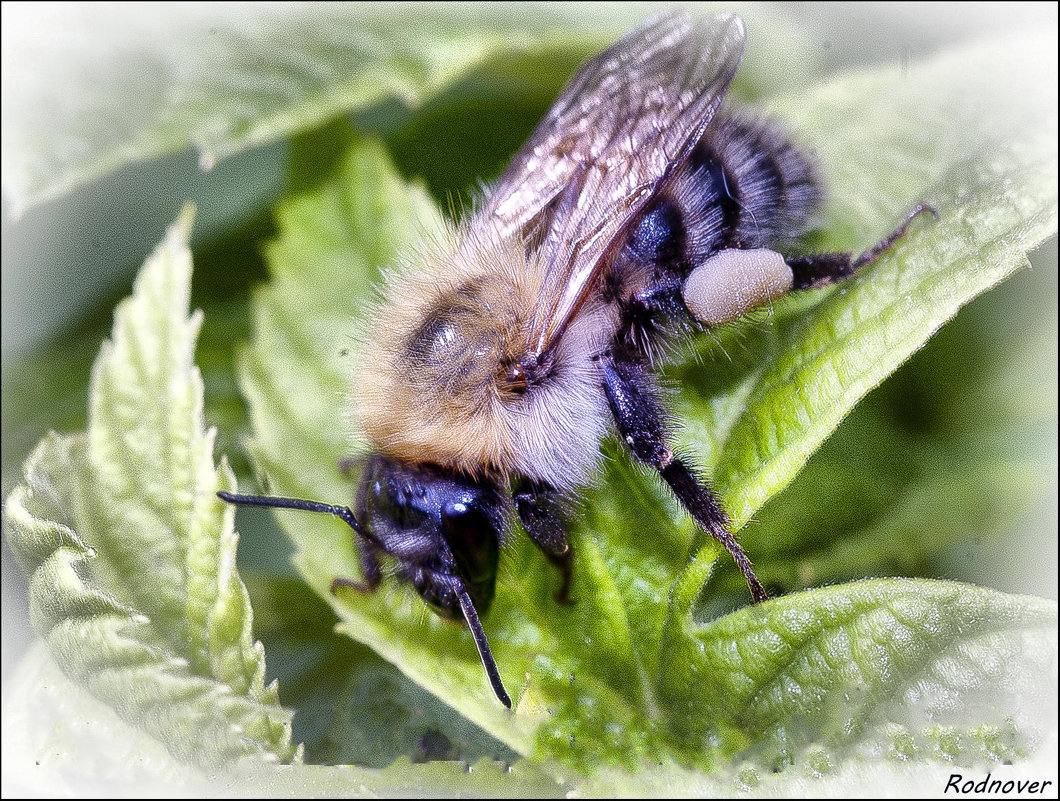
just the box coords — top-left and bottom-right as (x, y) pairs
(787, 203), (936, 289)
(598, 350), (769, 603)
(620, 277), (688, 364)
(331, 538), (383, 595)
(514, 482), (573, 604)
(630, 278), (685, 314)
(681, 205), (936, 326)
(681, 248), (794, 327)
(333, 492), (382, 595)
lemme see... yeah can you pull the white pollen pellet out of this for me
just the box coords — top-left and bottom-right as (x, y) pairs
(681, 248), (795, 326)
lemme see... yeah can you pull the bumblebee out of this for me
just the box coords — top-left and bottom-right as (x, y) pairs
(221, 11), (932, 708)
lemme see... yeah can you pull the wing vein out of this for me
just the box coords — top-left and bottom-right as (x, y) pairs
(481, 11), (746, 361)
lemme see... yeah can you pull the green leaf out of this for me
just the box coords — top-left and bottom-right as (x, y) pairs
(246, 573), (518, 767)
(734, 258), (1057, 599)
(658, 579), (1057, 768)
(3, 641), (564, 796)
(0, 5), (620, 217)
(3, 208), (295, 768)
(236, 19), (1056, 778)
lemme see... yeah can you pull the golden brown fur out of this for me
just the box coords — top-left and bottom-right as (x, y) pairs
(351, 219), (613, 489)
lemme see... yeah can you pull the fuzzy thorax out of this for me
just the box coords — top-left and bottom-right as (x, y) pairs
(351, 222), (610, 490)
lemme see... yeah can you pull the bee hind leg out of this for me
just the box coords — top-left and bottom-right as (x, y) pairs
(514, 482), (573, 604)
(787, 203), (936, 290)
(597, 350), (769, 603)
(619, 277), (696, 364)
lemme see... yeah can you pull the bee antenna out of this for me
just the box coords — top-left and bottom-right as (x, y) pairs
(216, 491), (366, 537)
(456, 587), (512, 709)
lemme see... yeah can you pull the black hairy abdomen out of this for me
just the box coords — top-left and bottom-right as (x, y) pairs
(677, 115), (822, 261)
(612, 115), (821, 360)
(627, 115), (820, 275)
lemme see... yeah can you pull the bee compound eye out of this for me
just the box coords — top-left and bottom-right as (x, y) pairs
(682, 248), (795, 326)
(441, 494), (499, 597)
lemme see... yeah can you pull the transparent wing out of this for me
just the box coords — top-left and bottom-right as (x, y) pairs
(482, 11), (746, 359)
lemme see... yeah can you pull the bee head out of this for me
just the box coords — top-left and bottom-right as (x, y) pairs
(358, 455), (503, 619)
(217, 456), (512, 708)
